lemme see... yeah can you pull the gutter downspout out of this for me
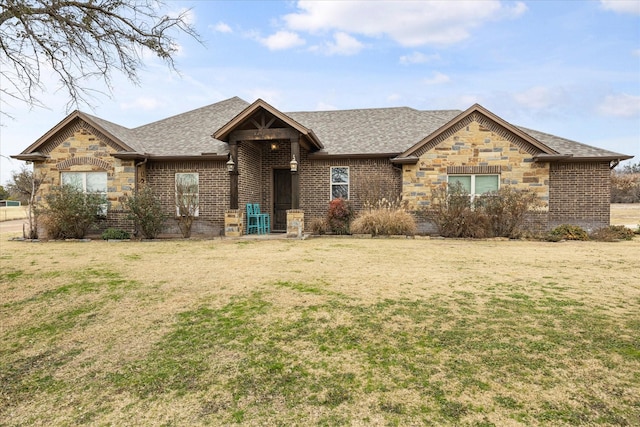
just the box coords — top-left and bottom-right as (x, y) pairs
(135, 157), (148, 194)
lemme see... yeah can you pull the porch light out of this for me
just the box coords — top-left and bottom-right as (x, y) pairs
(226, 155), (235, 173)
(290, 155), (298, 172)
(270, 142), (278, 150)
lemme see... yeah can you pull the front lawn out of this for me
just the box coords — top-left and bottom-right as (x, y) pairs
(1, 238), (638, 425)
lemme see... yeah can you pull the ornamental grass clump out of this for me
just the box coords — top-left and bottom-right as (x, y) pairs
(351, 208), (417, 236)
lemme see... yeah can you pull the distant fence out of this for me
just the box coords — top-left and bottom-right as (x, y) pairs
(0, 206), (28, 221)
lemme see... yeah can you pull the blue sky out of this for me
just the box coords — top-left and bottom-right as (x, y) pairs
(1, 0), (639, 185)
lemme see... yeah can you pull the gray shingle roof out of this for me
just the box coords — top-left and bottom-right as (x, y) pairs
(517, 127), (629, 159)
(76, 96), (628, 160)
(287, 108), (461, 155)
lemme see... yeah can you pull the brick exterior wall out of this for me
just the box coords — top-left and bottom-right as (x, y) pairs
(145, 160), (229, 235)
(300, 154), (402, 223)
(548, 162), (611, 231)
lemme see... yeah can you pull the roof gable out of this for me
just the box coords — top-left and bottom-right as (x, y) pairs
(17, 111), (136, 159)
(398, 104), (558, 160)
(213, 99), (324, 149)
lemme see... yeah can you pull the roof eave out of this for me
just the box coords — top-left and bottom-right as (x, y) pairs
(10, 152), (50, 162)
(308, 152), (399, 160)
(390, 156), (419, 164)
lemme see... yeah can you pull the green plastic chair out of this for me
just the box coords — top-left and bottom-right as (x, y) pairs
(253, 203), (270, 234)
(246, 203), (260, 234)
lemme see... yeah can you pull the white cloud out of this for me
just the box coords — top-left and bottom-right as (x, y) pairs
(513, 86), (566, 110)
(597, 93), (640, 117)
(423, 72), (451, 85)
(399, 52), (441, 65)
(211, 22), (232, 33)
(600, 0), (640, 15)
(284, 1), (527, 47)
(323, 32), (364, 56)
(633, 49), (640, 57)
(259, 31), (306, 50)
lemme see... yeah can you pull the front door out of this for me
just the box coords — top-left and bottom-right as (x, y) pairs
(273, 169), (291, 231)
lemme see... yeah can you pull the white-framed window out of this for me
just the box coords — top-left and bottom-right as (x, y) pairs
(61, 171), (108, 215)
(330, 166), (349, 200)
(175, 173), (199, 217)
(448, 174), (499, 201)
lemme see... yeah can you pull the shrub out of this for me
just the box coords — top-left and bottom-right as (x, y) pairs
(350, 208), (417, 236)
(479, 187), (540, 238)
(425, 182), (541, 238)
(590, 225), (635, 241)
(40, 185), (105, 239)
(309, 217), (328, 235)
(123, 186), (166, 239)
(424, 182), (489, 238)
(101, 228), (131, 240)
(548, 224), (589, 241)
(611, 172), (640, 203)
(326, 198), (354, 234)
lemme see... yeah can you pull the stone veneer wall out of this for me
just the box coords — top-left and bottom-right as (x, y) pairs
(548, 162), (611, 231)
(32, 120), (136, 233)
(402, 120), (550, 210)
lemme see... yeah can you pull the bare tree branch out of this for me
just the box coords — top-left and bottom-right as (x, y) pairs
(0, 0), (201, 115)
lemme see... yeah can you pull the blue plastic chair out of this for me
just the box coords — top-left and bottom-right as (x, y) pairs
(253, 203), (270, 234)
(246, 203), (260, 234)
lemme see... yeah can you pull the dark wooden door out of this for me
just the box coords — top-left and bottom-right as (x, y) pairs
(273, 169), (291, 231)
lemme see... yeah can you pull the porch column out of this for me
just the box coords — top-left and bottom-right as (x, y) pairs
(290, 137), (300, 209)
(229, 139), (239, 210)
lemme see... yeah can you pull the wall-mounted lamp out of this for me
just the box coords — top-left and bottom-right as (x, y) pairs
(226, 155), (235, 173)
(290, 155), (298, 172)
(270, 142), (279, 151)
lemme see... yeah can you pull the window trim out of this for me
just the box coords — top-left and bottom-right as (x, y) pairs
(447, 174), (500, 201)
(60, 171), (108, 215)
(330, 166), (350, 200)
(175, 172), (199, 217)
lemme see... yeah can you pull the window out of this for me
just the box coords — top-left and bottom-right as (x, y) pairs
(330, 166), (349, 199)
(448, 174), (499, 201)
(61, 171), (108, 214)
(175, 173), (199, 216)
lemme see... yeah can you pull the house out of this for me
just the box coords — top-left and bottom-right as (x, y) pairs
(13, 97), (633, 236)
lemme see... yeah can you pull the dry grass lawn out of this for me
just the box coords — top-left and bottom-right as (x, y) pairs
(1, 232), (639, 425)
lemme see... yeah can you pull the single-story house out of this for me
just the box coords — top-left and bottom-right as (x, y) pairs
(13, 97), (633, 236)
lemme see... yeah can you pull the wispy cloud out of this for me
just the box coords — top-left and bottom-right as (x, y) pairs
(259, 31), (306, 50)
(423, 71), (450, 85)
(323, 32), (364, 56)
(600, 0), (640, 15)
(512, 86), (567, 110)
(399, 52), (441, 65)
(211, 22), (232, 33)
(597, 93), (640, 117)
